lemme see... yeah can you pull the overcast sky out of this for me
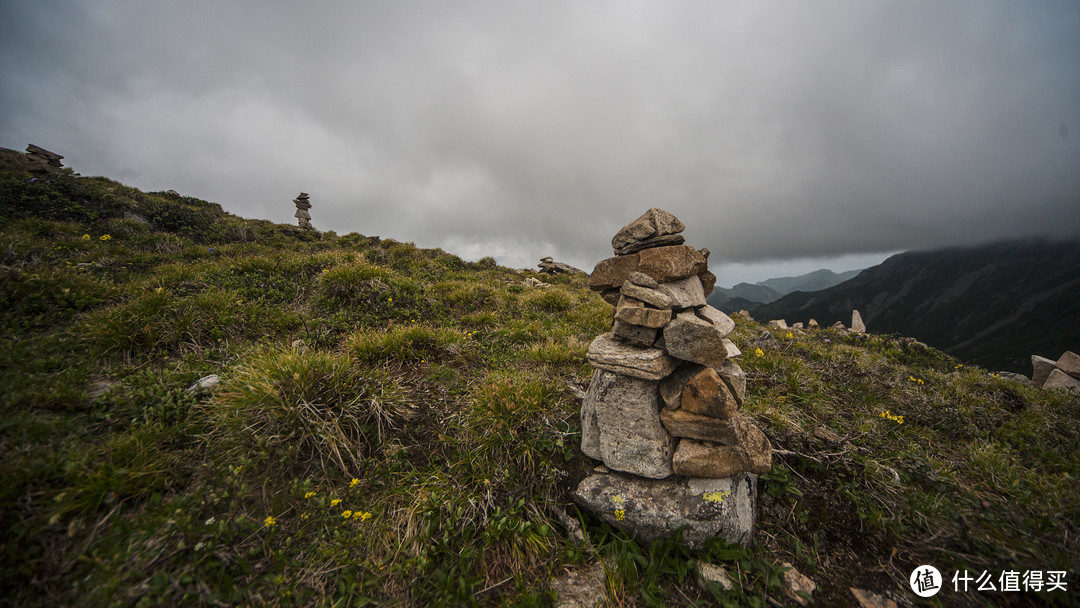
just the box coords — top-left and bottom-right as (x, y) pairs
(2, 1), (1078, 286)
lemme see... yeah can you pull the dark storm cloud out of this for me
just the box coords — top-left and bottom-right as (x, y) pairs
(2, 1), (1078, 273)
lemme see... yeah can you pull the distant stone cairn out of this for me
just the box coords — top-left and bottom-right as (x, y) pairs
(293, 192), (314, 230)
(572, 208), (771, 548)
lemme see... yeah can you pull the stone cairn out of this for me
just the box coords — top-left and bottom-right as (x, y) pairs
(26, 144), (64, 174)
(1031, 351), (1080, 393)
(293, 192), (314, 230)
(571, 208), (772, 548)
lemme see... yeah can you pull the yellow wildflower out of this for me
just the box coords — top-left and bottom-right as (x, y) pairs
(359, 511), (372, 521)
(99, 234), (111, 241)
(342, 510), (353, 519)
(304, 491), (316, 499)
(349, 478), (359, 488)
(82, 234), (90, 240)
(264, 516), (277, 527)
(755, 348), (764, 357)
(330, 498), (342, 507)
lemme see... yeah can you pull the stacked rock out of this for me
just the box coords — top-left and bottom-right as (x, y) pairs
(572, 209), (771, 549)
(537, 256), (585, 275)
(580, 208), (772, 480)
(26, 144), (64, 173)
(293, 192), (313, 230)
(1031, 351), (1080, 393)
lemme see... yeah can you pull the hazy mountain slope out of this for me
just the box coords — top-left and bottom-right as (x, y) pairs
(707, 268), (862, 310)
(759, 268), (862, 295)
(751, 240), (1080, 373)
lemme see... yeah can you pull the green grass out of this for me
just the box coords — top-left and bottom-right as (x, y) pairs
(1, 148), (1077, 606)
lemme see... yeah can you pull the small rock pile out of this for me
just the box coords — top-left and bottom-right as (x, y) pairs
(1031, 351), (1080, 393)
(572, 208), (771, 548)
(293, 192), (314, 230)
(26, 144), (64, 173)
(537, 256), (584, 275)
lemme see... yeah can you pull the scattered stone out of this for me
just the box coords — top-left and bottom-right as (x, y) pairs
(851, 309), (866, 333)
(850, 587), (898, 608)
(768, 320), (788, 329)
(791, 322), (804, 329)
(187, 374), (221, 395)
(620, 281), (674, 309)
(1043, 368), (1080, 393)
(522, 277), (551, 288)
(1032, 355), (1058, 387)
(807, 319), (820, 329)
(587, 333), (677, 381)
(736, 310), (753, 321)
(995, 371), (1030, 384)
(611, 207), (685, 254)
(1056, 351), (1080, 380)
(832, 321), (846, 330)
(293, 192), (314, 230)
(660, 311), (729, 368)
(695, 561), (737, 592)
(538, 257), (584, 275)
(582, 369), (674, 479)
(781, 563), (816, 606)
(572, 470), (757, 549)
(86, 378), (114, 399)
(550, 562), (607, 608)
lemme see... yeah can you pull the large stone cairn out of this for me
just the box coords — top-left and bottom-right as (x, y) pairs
(26, 144), (64, 174)
(293, 192), (314, 230)
(572, 208), (772, 548)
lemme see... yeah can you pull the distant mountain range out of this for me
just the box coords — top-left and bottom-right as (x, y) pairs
(745, 239), (1080, 373)
(706, 268), (861, 309)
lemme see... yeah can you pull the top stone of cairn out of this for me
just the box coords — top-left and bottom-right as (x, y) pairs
(611, 208), (686, 255)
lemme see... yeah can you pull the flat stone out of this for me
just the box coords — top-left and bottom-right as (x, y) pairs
(716, 360), (746, 405)
(696, 305), (736, 337)
(620, 281), (673, 309)
(658, 362), (705, 410)
(791, 322), (804, 329)
(851, 310), (867, 333)
(661, 408), (741, 443)
(723, 339), (742, 358)
(571, 470), (757, 549)
(768, 320), (788, 329)
(995, 371), (1031, 384)
(660, 311), (728, 368)
(582, 369), (674, 479)
(698, 269), (717, 295)
(614, 296), (671, 328)
(612, 321), (658, 347)
(659, 275), (706, 309)
(781, 563), (816, 606)
(672, 420), (772, 477)
(637, 245), (708, 283)
(627, 271), (659, 289)
(187, 374), (221, 394)
(589, 254), (640, 292)
(1043, 368), (1080, 393)
(611, 208), (685, 253)
(550, 562), (607, 608)
(696, 561), (737, 592)
(1032, 355), (1057, 387)
(850, 588), (898, 608)
(580, 372), (602, 460)
(617, 233), (686, 255)
(587, 333), (677, 381)
(808, 319), (819, 329)
(1056, 351), (1080, 379)
(680, 368), (740, 419)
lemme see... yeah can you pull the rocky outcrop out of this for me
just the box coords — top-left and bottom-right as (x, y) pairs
(538, 256), (584, 275)
(1030, 351), (1080, 393)
(25, 144), (64, 173)
(573, 208), (770, 547)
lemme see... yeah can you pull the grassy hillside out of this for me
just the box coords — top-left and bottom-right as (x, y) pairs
(2, 153), (1078, 606)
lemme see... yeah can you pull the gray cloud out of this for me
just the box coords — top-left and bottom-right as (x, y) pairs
(2, 1), (1078, 277)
